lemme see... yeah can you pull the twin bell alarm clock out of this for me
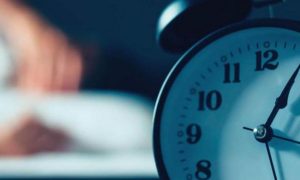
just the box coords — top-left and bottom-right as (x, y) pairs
(153, 0), (300, 179)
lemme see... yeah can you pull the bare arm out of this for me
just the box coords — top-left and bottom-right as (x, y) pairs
(0, 0), (83, 93)
(0, 115), (69, 156)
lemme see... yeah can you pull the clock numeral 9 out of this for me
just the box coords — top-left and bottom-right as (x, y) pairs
(195, 160), (211, 180)
(255, 50), (279, 71)
(186, 124), (201, 144)
(198, 90), (222, 111)
(223, 63), (241, 83)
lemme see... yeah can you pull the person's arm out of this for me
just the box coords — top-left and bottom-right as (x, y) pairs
(0, 115), (69, 156)
(0, 0), (83, 93)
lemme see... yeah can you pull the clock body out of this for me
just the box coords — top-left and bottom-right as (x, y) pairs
(153, 20), (300, 180)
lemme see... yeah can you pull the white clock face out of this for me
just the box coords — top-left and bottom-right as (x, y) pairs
(154, 21), (300, 180)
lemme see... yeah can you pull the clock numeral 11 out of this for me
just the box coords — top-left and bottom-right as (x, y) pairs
(223, 63), (241, 83)
(198, 90), (222, 111)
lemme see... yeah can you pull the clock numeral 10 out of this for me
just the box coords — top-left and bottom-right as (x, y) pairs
(198, 90), (222, 111)
(195, 160), (211, 180)
(223, 63), (241, 83)
(186, 124), (201, 144)
(255, 50), (279, 71)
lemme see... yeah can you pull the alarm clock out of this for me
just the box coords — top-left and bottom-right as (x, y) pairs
(153, 0), (300, 179)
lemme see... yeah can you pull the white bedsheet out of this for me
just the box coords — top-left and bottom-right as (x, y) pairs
(0, 151), (158, 177)
(0, 89), (157, 177)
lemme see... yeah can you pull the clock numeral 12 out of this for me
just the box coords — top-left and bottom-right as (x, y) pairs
(223, 63), (241, 83)
(198, 90), (222, 111)
(255, 50), (279, 71)
(195, 160), (211, 180)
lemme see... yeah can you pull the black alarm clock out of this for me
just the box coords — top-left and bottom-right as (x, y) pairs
(153, 0), (300, 179)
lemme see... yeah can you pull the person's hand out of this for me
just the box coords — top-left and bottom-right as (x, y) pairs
(0, 0), (83, 93)
(0, 115), (69, 156)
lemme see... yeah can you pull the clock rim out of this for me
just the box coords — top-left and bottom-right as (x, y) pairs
(153, 19), (300, 180)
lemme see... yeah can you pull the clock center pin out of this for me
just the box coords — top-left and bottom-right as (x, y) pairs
(253, 125), (273, 143)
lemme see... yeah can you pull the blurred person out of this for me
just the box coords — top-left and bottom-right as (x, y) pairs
(0, 0), (82, 156)
(0, 0), (152, 156)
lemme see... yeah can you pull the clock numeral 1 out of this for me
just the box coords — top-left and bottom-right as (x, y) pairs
(255, 50), (279, 71)
(198, 90), (222, 111)
(186, 124), (201, 144)
(223, 63), (241, 83)
(195, 160), (211, 180)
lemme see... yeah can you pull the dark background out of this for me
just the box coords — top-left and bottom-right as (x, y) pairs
(25, 0), (180, 100)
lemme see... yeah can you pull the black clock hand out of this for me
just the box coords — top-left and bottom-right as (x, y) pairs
(243, 126), (300, 145)
(265, 64), (300, 127)
(273, 134), (300, 145)
(265, 142), (277, 180)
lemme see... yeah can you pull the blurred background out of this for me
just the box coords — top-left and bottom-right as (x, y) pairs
(27, 0), (179, 98)
(0, 0), (179, 179)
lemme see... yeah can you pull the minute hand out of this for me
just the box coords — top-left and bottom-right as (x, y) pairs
(265, 64), (300, 127)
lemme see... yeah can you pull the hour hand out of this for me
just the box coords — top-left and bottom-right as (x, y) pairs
(276, 64), (300, 109)
(265, 64), (300, 127)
